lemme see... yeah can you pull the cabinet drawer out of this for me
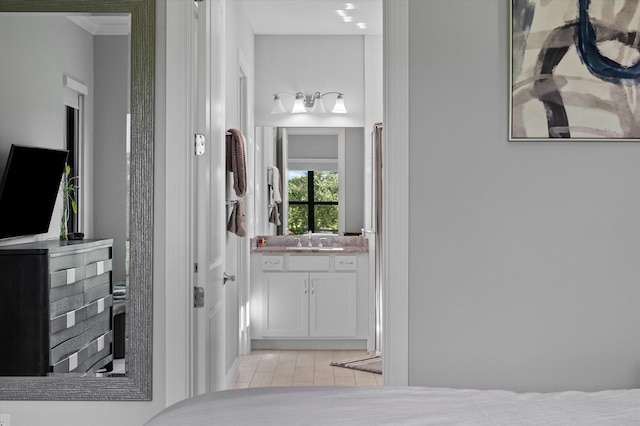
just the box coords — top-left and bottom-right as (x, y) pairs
(334, 256), (357, 271)
(50, 265), (87, 289)
(85, 258), (113, 279)
(51, 331), (112, 374)
(289, 255), (330, 271)
(84, 247), (111, 265)
(49, 253), (83, 273)
(262, 255), (284, 271)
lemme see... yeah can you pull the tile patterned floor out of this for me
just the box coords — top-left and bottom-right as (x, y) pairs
(233, 350), (383, 389)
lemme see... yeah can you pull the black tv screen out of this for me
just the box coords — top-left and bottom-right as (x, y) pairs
(0, 145), (69, 239)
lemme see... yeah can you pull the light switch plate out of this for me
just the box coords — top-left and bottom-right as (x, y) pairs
(0, 413), (10, 426)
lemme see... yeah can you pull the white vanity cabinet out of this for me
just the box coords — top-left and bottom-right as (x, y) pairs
(251, 252), (369, 349)
(262, 272), (356, 338)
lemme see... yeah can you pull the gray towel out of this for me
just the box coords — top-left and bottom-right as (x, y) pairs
(226, 129), (247, 197)
(227, 200), (247, 237)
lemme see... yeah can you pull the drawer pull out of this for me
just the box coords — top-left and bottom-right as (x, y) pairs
(66, 311), (76, 328)
(66, 268), (76, 284)
(264, 260), (280, 265)
(97, 260), (105, 275)
(98, 297), (105, 314)
(69, 352), (78, 371)
(338, 261), (354, 265)
(98, 335), (105, 352)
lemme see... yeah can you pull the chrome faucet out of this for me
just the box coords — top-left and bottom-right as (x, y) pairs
(318, 238), (328, 248)
(307, 230), (313, 247)
(294, 237), (302, 247)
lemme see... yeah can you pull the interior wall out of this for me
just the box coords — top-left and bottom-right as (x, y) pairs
(0, 14), (94, 245)
(255, 35), (365, 128)
(93, 35), (129, 284)
(407, 0), (640, 392)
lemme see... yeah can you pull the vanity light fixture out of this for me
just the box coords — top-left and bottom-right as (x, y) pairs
(271, 92), (347, 114)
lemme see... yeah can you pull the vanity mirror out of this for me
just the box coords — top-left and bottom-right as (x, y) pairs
(259, 127), (364, 237)
(0, 0), (154, 400)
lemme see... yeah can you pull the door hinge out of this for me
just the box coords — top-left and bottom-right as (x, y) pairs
(194, 286), (205, 308)
(195, 133), (205, 156)
(194, 263), (199, 273)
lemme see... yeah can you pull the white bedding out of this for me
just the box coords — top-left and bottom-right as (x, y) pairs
(145, 386), (640, 425)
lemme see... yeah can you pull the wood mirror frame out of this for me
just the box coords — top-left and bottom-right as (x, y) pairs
(0, 0), (154, 400)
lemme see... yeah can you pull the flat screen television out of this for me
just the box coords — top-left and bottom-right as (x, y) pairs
(0, 144), (69, 239)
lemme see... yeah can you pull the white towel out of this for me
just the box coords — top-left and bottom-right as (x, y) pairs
(269, 204), (281, 226)
(270, 166), (282, 203)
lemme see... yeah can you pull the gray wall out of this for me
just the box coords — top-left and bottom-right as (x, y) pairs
(408, 0), (640, 392)
(93, 35), (129, 284)
(0, 14), (94, 244)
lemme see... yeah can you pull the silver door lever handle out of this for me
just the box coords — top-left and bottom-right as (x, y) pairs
(223, 272), (236, 284)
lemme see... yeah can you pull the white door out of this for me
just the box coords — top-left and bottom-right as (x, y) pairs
(193, 0), (227, 395)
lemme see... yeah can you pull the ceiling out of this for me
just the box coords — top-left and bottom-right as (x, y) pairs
(239, 0), (382, 35)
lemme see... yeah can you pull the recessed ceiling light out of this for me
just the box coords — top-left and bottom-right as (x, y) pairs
(343, 16), (353, 23)
(345, 3), (355, 10)
(356, 22), (368, 29)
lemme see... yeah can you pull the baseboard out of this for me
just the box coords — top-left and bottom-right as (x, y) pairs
(251, 339), (367, 350)
(224, 358), (239, 390)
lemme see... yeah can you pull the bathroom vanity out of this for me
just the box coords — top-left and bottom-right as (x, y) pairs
(250, 236), (371, 350)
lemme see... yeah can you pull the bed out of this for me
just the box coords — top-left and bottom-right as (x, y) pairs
(144, 386), (640, 425)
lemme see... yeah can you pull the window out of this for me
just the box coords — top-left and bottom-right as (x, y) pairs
(64, 103), (82, 234)
(63, 76), (87, 235)
(287, 170), (339, 234)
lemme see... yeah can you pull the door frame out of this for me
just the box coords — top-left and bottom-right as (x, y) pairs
(164, 0), (197, 406)
(164, 0), (411, 405)
(382, 0), (409, 386)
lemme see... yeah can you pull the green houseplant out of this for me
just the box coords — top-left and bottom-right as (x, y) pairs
(60, 164), (79, 240)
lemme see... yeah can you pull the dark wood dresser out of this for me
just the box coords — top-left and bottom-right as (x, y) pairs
(0, 238), (114, 376)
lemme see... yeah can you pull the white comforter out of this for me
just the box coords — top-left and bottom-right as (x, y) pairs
(145, 386), (640, 425)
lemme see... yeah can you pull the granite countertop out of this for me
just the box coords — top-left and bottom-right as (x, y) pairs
(251, 235), (369, 253)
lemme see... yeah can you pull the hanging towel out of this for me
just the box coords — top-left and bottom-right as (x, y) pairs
(226, 128), (247, 197)
(270, 166), (282, 203)
(227, 200), (247, 237)
(269, 204), (281, 226)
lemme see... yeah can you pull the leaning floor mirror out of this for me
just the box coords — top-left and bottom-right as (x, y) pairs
(0, 0), (154, 400)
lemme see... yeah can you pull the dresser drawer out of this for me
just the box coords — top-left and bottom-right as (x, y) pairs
(334, 256), (357, 271)
(50, 265), (87, 289)
(262, 255), (284, 271)
(84, 275), (111, 304)
(50, 293), (84, 318)
(289, 255), (330, 271)
(84, 247), (111, 265)
(85, 258), (112, 279)
(49, 252), (83, 273)
(51, 331), (112, 374)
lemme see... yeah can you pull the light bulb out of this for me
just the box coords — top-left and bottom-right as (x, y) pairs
(291, 94), (307, 113)
(331, 95), (347, 114)
(271, 94), (286, 114)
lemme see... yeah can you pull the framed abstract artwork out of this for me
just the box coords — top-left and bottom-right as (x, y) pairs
(510, 0), (640, 141)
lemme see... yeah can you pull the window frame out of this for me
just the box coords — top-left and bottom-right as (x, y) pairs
(288, 170), (339, 233)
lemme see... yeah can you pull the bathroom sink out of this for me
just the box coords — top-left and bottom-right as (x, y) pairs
(285, 247), (345, 252)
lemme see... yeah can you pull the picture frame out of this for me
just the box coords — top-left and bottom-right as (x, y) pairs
(510, 0), (640, 141)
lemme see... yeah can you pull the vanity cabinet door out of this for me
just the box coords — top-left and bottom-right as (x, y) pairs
(309, 273), (357, 338)
(262, 273), (309, 337)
